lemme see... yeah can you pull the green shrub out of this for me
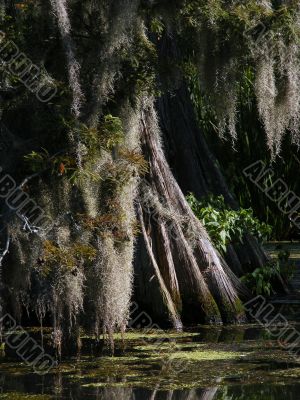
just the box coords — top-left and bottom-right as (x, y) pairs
(241, 262), (279, 296)
(187, 193), (271, 253)
(241, 250), (295, 296)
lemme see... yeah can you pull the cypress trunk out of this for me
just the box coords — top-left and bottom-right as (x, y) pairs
(134, 98), (247, 326)
(158, 83), (269, 276)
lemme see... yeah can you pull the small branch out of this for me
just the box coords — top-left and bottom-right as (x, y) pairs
(0, 235), (10, 269)
(20, 171), (44, 189)
(21, 215), (40, 234)
(0, 236), (10, 265)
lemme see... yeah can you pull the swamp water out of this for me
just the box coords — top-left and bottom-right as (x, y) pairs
(0, 324), (300, 399)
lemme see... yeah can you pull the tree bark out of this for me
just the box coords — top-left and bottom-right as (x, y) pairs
(134, 98), (248, 327)
(157, 83), (270, 277)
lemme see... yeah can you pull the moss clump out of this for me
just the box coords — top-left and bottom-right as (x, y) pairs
(218, 298), (246, 324)
(40, 240), (97, 275)
(118, 148), (148, 175)
(202, 296), (223, 324)
(73, 114), (124, 154)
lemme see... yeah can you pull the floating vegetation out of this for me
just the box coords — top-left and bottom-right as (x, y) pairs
(0, 327), (299, 394)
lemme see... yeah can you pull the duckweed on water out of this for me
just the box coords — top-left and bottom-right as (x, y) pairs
(0, 394), (52, 400)
(112, 331), (200, 340)
(1, 328), (300, 393)
(133, 342), (207, 351)
(168, 350), (243, 361)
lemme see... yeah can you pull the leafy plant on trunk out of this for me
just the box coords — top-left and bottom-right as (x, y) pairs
(187, 193), (272, 253)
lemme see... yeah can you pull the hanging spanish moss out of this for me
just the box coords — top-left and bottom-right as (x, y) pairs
(84, 102), (140, 347)
(254, 41), (300, 155)
(50, 0), (84, 118)
(85, 0), (140, 127)
(181, 0), (300, 155)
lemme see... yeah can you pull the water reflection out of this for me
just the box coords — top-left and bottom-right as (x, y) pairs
(146, 388), (218, 400)
(0, 370), (299, 399)
(0, 323), (300, 399)
(60, 384), (300, 399)
(0, 379), (299, 400)
(84, 385), (300, 400)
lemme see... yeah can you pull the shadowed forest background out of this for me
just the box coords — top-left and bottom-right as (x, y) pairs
(0, 0), (299, 362)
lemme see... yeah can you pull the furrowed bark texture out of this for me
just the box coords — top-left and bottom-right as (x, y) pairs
(135, 98), (247, 326)
(158, 85), (270, 277)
